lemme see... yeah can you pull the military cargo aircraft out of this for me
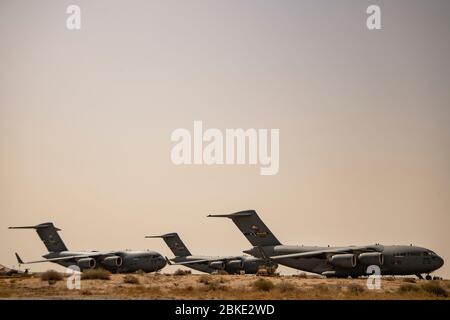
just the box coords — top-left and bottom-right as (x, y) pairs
(146, 232), (277, 274)
(208, 210), (444, 279)
(9, 222), (166, 273)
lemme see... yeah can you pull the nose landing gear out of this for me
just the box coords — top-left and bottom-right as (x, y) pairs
(416, 274), (432, 280)
(416, 274), (442, 280)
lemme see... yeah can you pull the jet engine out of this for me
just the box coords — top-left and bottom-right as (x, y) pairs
(77, 257), (96, 269)
(358, 252), (384, 265)
(227, 260), (244, 269)
(209, 261), (225, 270)
(102, 256), (123, 268)
(329, 254), (356, 268)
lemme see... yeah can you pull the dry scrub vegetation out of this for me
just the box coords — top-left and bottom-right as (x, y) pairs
(0, 271), (449, 300)
(40, 270), (63, 285)
(81, 269), (111, 280)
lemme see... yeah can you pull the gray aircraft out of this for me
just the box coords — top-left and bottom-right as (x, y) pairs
(9, 222), (166, 273)
(146, 232), (277, 274)
(208, 210), (444, 279)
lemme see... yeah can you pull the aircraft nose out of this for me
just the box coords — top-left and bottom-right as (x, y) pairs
(437, 256), (444, 269)
(159, 256), (167, 269)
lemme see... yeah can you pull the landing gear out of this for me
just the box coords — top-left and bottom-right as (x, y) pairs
(415, 274), (436, 280)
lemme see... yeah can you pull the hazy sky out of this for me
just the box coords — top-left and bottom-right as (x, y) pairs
(1, 0), (449, 277)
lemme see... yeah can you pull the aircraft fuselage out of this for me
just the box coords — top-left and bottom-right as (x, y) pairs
(244, 244), (444, 277)
(43, 250), (166, 273)
(171, 255), (277, 274)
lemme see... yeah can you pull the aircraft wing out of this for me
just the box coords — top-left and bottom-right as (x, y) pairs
(262, 246), (378, 260)
(167, 256), (243, 266)
(167, 259), (212, 266)
(15, 251), (117, 265)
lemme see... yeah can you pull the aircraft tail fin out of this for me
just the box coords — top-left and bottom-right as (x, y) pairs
(15, 252), (24, 264)
(208, 210), (282, 247)
(146, 233), (192, 257)
(9, 222), (68, 253)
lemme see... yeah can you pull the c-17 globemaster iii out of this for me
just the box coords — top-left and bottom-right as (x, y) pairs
(208, 210), (444, 279)
(9, 222), (166, 273)
(146, 232), (277, 274)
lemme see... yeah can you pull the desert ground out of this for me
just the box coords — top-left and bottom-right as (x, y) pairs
(1, 270), (449, 300)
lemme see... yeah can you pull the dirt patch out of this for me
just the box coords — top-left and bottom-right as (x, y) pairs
(0, 274), (448, 300)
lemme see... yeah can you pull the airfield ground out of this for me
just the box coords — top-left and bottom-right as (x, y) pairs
(0, 272), (449, 300)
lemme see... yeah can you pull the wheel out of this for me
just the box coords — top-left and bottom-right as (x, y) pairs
(425, 275), (432, 280)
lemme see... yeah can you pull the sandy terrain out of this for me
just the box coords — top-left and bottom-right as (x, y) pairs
(1, 273), (449, 300)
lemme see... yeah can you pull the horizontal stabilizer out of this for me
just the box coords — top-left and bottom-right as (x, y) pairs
(145, 233), (176, 239)
(9, 222), (62, 231)
(9, 222), (67, 252)
(207, 210), (255, 218)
